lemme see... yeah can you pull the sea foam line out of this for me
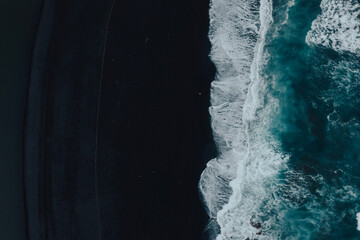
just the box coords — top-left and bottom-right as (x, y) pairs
(199, 0), (287, 239)
(199, 0), (261, 221)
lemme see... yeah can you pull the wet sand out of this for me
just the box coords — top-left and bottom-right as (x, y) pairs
(24, 0), (215, 239)
(0, 1), (42, 240)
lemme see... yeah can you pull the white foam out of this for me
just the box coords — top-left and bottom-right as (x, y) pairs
(282, 0), (295, 25)
(306, 0), (360, 55)
(199, 0), (261, 229)
(199, 0), (289, 239)
(357, 213), (360, 231)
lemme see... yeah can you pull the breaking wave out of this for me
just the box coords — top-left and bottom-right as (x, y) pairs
(306, 0), (360, 55)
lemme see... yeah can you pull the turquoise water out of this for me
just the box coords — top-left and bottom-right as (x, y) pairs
(265, 0), (360, 238)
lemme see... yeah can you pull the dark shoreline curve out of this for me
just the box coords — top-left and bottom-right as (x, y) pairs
(23, 0), (53, 238)
(24, 0), (216, 239)
(24, 0), (114, 239)
(0, 0), (42, 239)
(94, 1), (118, 239)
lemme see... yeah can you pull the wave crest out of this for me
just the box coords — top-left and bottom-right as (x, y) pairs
(306, 0), (360, 55)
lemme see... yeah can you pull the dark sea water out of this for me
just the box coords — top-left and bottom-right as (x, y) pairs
(267, 0), (360, 239)
(200, 0), (360, 239)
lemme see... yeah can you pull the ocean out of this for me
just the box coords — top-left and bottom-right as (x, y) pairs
(200, 0), (360, 239)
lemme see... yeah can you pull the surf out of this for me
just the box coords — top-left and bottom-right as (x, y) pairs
(201, 0), (360, 239)
(199, 0), (288, 239)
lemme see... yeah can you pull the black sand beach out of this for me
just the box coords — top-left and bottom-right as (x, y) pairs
(22, 0), (215, 239)
(0, 1), (42, 240)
